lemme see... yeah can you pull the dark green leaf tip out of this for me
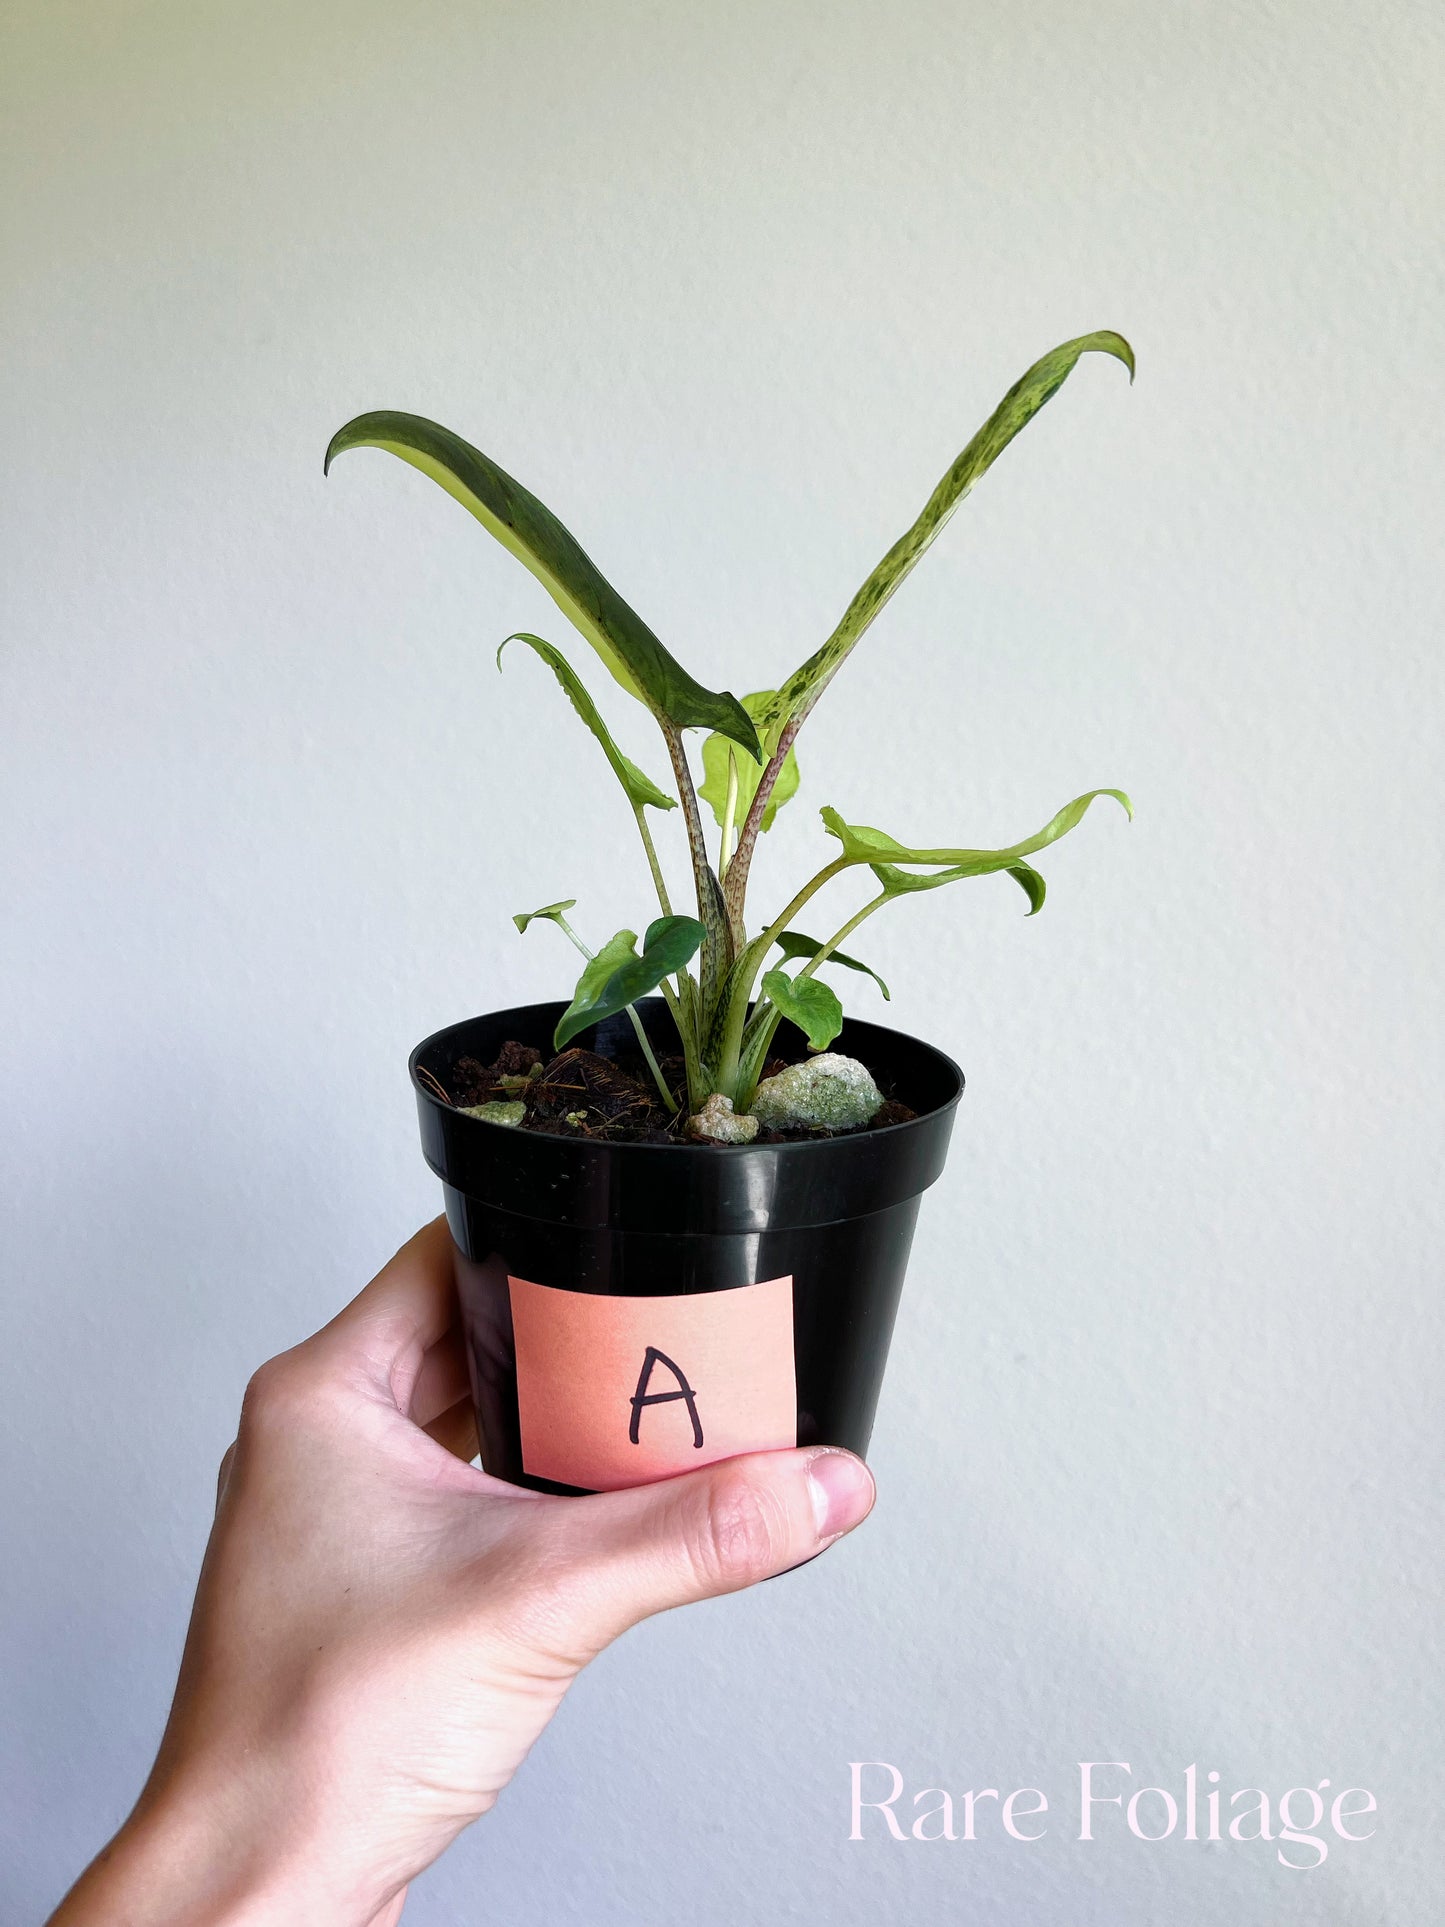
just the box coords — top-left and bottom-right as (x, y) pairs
(1091, 330), (1136, 384)
(322, 416), (370, 476)
(1007, 863), (1047, 917)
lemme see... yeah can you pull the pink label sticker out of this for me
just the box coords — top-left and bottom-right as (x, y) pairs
(508, 1273), (796, 1491)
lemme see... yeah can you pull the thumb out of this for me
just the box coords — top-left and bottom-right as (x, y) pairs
(541, 1447), (876, 1653)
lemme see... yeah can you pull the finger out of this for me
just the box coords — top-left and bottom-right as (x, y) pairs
(215, 1440), (237, 1512)
(422, 1395), (480, 1463)
(409, 1329), (471, 1428)
(309, 1217), (457, 1408)
(532, 1447), (875, 1656)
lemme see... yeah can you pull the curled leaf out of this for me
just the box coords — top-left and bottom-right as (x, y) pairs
(325, 411), (761, 759)
(867, 861), (978, 897)
(1006, 861), (1047, 916)
(514, 899), (578, 934)
(499, 633), (674, 812)
(821, 788), (1132, 876)
(555, 916), (706, 1049)
(760, 968), (844, 1052)
(773, 930), (890, 999)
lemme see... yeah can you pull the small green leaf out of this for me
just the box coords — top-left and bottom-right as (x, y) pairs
(699, 690), (801, 833)
(771, 332), (1135, 732)
(555, 929), (639, 1043)
(773, 931), (890, 999)
(325, 411), (761, 759)
(498, 635), (675, 812)
(514, 898), (578, 934)
(821, 788), (1132, 874)
(554, 916), (706, 1049)
(760, 968), (844, 1052)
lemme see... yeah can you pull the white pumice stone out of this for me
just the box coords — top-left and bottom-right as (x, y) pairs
(687, 1093), (761, 1143)
(750, 1053), (884, 1131)
(462, 1100), (526, 1127)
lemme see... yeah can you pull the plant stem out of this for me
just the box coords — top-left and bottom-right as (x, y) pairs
(659, 977), (707, 1111)
(708, 857), (855, 1102)
(625, 1004), (678, 1113)
(554, 915), (593, 960)
(755, 855), (853, 955)
(732, 886), (892, 1110)
(662, 723), (733, 1010)
(555, 910), (678, 1114)
(733, 1004), (783, 1110)
(722, 712), (802, 930)
(709, 933), (771, 1103)
(676, 967), (701, 1046)
(795, 889), (891, 982)
(718, 748), (739, 879)
(632, 804), (673, 917)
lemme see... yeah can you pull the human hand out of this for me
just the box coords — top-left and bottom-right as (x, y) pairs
(49, 1219), (875, 1927)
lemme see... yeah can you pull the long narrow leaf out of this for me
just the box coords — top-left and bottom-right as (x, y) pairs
(772, 332), (1135, 730)
(499, 634), (674, 812)
(325, 411), (761, 759)
(821, 788), (1132, 874)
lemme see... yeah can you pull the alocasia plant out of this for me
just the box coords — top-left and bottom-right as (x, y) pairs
(326, 330), (1134, 1126)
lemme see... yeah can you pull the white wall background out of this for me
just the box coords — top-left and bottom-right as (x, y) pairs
(3, 1), (1442, 1920)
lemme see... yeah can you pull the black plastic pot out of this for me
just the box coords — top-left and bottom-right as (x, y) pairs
(411, 998), (963, 1494)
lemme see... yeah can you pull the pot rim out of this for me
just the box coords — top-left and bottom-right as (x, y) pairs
(409, 997), (965, 1157)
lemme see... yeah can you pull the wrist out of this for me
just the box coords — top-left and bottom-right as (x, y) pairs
(49, 1765), (393, 1927)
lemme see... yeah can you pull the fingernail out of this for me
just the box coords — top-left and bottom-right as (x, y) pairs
(807, 1450), (876, 1540)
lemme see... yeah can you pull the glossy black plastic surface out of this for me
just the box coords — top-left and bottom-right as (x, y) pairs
(412, 1000), (963, 1234)
(411, 1000), (963, 1492)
